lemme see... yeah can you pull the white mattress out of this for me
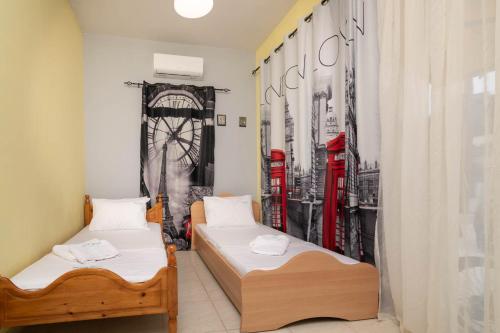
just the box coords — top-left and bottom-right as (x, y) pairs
(12, 223), (167, 291)
(196, 224), (358, 276)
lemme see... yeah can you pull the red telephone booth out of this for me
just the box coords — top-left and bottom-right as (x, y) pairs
(270, 149), (287, 232)
(322, 132), (346, 252)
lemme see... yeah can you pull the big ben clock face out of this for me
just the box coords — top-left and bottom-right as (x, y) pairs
(147, 92), (203, 174)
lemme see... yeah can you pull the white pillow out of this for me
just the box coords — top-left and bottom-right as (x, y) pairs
(89, 197), (150, 231)
(203, 195), (256, 228)
(96, 197), (150, 204)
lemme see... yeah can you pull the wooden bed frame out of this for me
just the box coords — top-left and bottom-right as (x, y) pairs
(191, 195), (379, 333)
(0, 195), (178, 333)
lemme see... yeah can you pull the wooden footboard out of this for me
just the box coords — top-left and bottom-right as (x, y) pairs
(0, 245), (178, 332)
(240, 251), (379, 332)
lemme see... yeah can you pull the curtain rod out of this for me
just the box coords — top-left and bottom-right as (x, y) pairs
(123, 81), (231, 93)
(251, 0), (329, 76)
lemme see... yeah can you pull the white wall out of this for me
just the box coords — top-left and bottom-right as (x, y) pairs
(84, 34), (256, 199)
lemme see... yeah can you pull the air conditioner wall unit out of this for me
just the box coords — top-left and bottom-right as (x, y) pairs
(153, 53), (204, 79)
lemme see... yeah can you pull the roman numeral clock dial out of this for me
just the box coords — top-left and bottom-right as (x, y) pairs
(147, 93), (203, 175)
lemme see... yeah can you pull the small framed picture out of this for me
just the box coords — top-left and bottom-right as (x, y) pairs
(217, 114), (226, 126)
(239, 116), (247, 127)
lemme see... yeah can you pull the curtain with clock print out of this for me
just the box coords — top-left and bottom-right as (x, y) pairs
(140, 82), (215, 250)
(260, 0), (380, 262)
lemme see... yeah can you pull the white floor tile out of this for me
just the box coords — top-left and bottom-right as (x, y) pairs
(207, 284), (228, 301)
(347, 318), (400, 333)
(178, 277), (210, 303)
(211, 296), (241, 330)
(178, 300), (226, 333)
(196, 269), (223, 293)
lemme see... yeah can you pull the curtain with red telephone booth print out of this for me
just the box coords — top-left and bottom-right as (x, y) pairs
(259, 0), (380, 263)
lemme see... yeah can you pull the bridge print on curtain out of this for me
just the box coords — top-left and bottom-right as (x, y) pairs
(260, 0), (380, 262)
(140, 82), (215, 250)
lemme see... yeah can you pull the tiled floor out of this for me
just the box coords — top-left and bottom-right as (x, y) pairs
(10, 251), (399, 333)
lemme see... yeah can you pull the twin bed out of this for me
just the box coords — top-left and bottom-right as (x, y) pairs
(191, 195), (379, 333)
(0, 195), (178, 332)
(0, 194), (378, 333)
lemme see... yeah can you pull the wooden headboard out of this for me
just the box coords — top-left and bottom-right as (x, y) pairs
(83, 194), (163, 226)
(190, 193), (261, 250)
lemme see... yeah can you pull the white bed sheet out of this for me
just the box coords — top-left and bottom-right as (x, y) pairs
(11, 223), (167, 291)
(196, 224), (358, 276)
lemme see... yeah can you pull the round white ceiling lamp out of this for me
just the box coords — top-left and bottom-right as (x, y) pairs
(174, 0), (214, 19)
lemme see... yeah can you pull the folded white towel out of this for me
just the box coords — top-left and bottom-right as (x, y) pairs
(52, 245), (77, 262)
(250, 234), (290, 256)
(52, 239), (119, 264)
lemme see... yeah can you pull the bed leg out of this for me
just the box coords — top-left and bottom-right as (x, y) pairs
(168, 315), (177, 333)
(0, 278), (5, 329)
(167, 245), (178, 333)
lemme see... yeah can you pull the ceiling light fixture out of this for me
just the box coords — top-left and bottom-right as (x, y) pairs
(174, 0), (213, 19)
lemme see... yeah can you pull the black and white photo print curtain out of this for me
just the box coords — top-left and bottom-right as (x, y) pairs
(260, 0), (380, 262)
(140, 82), (215, 250)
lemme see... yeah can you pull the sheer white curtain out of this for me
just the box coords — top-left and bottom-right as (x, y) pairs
(377, 0), (499, 332)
